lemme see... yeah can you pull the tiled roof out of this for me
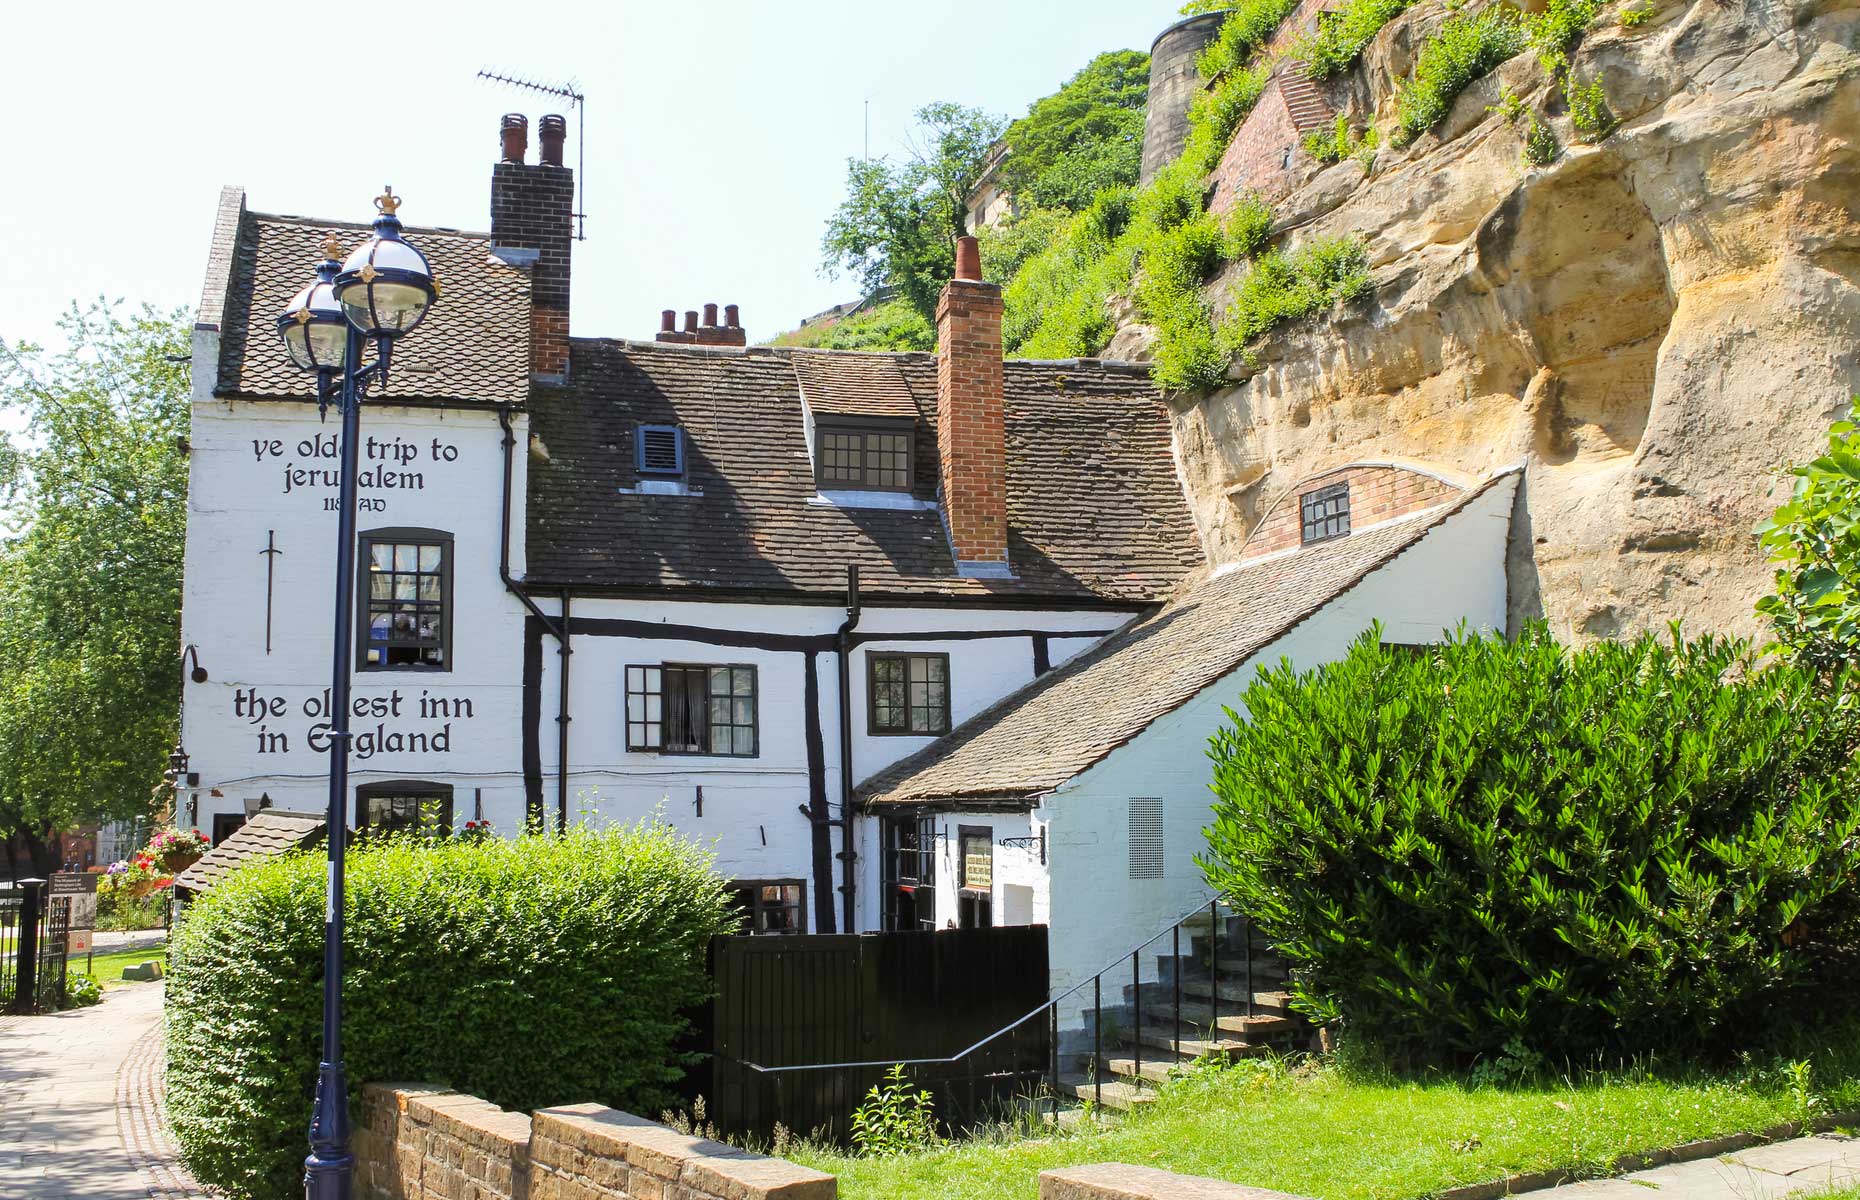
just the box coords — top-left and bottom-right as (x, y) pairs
(858, 470), (1522, 808)
(174, 810), (325, 895)
(523, 342), (1205, 603)
(211, 211), (531, 405)
(792, 351), (919, 418)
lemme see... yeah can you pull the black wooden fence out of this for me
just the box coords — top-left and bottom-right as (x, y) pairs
(1, 880), (69, 1014)
(703, 925), (1050, 1142)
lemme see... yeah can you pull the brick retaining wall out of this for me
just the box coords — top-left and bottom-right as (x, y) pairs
(356, 1083), (836, 1200)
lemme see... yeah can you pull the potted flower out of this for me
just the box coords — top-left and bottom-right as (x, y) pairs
(145, 827), (211, 874)
(123, 854), (168, 899)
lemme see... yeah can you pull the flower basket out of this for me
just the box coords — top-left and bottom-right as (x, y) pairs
(161, 849), (202, 873)
(127, 878), (159, 899)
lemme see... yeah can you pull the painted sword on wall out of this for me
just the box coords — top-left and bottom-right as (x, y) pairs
(260, 531), (283, 654)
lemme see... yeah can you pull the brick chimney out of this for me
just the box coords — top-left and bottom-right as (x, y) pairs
(490, 113), (574, 384)
(654, 302), (746, 346)
(936, 236), (1010, 575)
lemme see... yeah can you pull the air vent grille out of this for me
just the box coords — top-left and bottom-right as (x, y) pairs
(637, 425), (684, 476)
(1129, 796), (1164, 880)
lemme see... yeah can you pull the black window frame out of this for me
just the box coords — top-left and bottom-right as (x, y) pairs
(357, 527), (454, 672)
(867, 652), (952, 737)
(881, 815), (938, 932)
(1300, 483), (1351, 545)
(636, 423), (685, 476)
(355, 779), (454, 837)
(815, 418), (915, 493)
(728, 879), (807, 935)
(623, 663), (759, 758)
(210, 812), (246, 847)
(957, 824), (993, 929)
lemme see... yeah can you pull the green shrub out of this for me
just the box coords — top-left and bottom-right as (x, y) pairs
(1296, 0), (1421, 79)
(1620, 3), (1655, 27)
(1530, 0), (1605, 70)
(1202, 626), (1860, 1063)
(851, 1065), (942, 1156)
(1493, 89), (1559, 165)
(769, 299), (935, 353)
(166, 821), (736, 1200)
(1565, 74), (1618, 140)
(65, 971), (101, 1007)
(1391, 6), (1529, 147)
(1222, 236), (1372, 362)
(1303, 114), (1379, 166)
(1758, 403), (1860, 674)
(1198, 0), (1305, 81)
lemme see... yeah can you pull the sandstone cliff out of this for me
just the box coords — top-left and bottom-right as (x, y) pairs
(1151, 0), (1860, 641)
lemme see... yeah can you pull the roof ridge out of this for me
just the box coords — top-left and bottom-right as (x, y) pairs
(248, 210), (494, 240)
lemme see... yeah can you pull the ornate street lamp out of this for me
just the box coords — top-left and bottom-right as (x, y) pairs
(275, 187), (436, 1200)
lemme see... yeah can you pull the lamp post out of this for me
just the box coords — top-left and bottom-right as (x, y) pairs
(276, 187), (437, 1200)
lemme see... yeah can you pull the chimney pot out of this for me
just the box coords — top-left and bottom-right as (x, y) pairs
(500, 114), (529, 164)
(702, 303), (719, 328)
(954, 235), (982, 282)
(660, 310), (677, 334)
(684, 310), (699, 334)
(538, 114), (567, 166)
(724, 304), (740, 328)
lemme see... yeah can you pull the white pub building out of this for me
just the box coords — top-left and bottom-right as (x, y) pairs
(180, 116), (1517, 986)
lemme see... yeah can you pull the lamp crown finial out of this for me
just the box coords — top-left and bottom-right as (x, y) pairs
(323, 234), (343, 259)
(375, 186), (402, 216)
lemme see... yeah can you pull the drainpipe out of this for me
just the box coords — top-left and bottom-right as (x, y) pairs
(498, 405), (567, 830)
(558, 590), (572, 832)
(836, 565), (862, 933)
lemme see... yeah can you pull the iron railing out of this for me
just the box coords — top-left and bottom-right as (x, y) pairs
(1, 880), (69, 1014)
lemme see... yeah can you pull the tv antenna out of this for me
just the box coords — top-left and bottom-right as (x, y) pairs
(477, 68), (588, 241)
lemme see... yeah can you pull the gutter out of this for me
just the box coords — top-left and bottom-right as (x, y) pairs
(499, 405), (567, 830)
(835, 565), (863, 933)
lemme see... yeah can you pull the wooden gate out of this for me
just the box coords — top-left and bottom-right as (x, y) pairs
(703, 925), (1050, 1142)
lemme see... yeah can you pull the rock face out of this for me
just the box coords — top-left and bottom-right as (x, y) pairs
(1161, 0), (1860, 641)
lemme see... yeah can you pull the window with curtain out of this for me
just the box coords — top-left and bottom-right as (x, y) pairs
(624, 664), (758, 756)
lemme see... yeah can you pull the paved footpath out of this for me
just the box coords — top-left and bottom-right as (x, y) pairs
(0, 984), (207, 1200)
(1529, 1135), (1860, 1200)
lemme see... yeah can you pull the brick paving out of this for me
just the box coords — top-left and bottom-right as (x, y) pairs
(0, 983), (210, 1199)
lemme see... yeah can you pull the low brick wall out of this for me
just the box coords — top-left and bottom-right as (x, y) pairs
(356, 1083), (836, 1200)
(1042, 1163), (1311, 1200)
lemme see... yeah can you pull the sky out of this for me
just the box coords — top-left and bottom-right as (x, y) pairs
(0, 0), (1184, 358)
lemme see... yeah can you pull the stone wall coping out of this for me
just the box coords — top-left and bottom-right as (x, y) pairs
(1040, 1163), (1315, 1200)
(532, 1105), (836, 1199)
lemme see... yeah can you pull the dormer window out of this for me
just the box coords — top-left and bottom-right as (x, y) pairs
(637, 424), (685, 476)
(816, 420), (913, 492)
(1300, 482), (1351, 545)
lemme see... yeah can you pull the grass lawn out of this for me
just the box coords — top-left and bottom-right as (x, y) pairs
(794, 1019), (1860, 1200)
(75, 942), (167, 988)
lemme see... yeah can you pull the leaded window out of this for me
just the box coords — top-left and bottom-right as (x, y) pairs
(359, 529), (451, 669)
(818, 425), (912, 491)
(356, 780), (453, 836)
(1300, 483), (1351, 545)
(869, 653), (950, 736)
(624, 664), (758, 757)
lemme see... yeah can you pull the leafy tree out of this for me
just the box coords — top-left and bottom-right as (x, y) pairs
(821, 102), (1007, 324)
(0, 303), (189, 877)
(768, 299), (934, 353)
(1001, 50), (1151, 212)
(1757, 403), (1860, 674)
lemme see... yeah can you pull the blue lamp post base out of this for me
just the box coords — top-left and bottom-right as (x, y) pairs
(304, 1057), (354, 1199)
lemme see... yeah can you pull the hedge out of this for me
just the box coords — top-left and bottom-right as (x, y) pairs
(1202, 626), (1860, 1063)
(166, 821), (737, 1199)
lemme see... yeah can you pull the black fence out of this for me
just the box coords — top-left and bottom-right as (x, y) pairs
(704, 925), (1050, 1142)
(1, 881), (69, 1014)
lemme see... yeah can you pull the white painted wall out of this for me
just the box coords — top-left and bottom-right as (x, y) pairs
(178, 398), (534, 839)
(1039, 481), (1517, 1032)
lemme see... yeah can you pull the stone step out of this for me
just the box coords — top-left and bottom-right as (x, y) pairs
(1143, 1004), (1301, 1040)
(1054, 1073), (1157, 1114)
(1135, 980), (1293, 1015)
(1125, 1025), (1266, 1060)
(1103, 1055), (1187, 1086)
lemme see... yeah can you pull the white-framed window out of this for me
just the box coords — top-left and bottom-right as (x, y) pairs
(624, 664), (758, 757)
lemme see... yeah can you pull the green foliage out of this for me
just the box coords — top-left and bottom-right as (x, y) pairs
(1620, 4), (1655, 27)
(1222, 236), (1371, 362)
(977, 208), (1072, 288)
(1530, 0), (1606, 71)
(1197, 0), (1304, 80)
(1390, 6), (1529, 147)
(1303, 113), (1379, 166)
(1758, 404), (1860, 672)
(1202, 626), (1860, 1062)
(821, 102), (1008, 324)
(1492, 89), (1560, 165)
(166, 821), (737, 1200)
(851, 1065), (942, 1157)
(1002, 51), (1150, 212)
(0, 304), (189, 876)
(769, 299), (935, 353)
(65, 970), (102, 1008)
(1296, 0), (1422, 80)
(1000, 188), (1136, 358)
(1565, 74), (1618, 140)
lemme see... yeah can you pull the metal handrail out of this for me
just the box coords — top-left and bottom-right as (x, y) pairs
(735, 893), (1228, 1075)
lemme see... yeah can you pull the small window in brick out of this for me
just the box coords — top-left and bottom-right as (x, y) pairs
(1300, 482), (1351, 545)
(818, 423), (912, 492)
(637, 424), (684, 476)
